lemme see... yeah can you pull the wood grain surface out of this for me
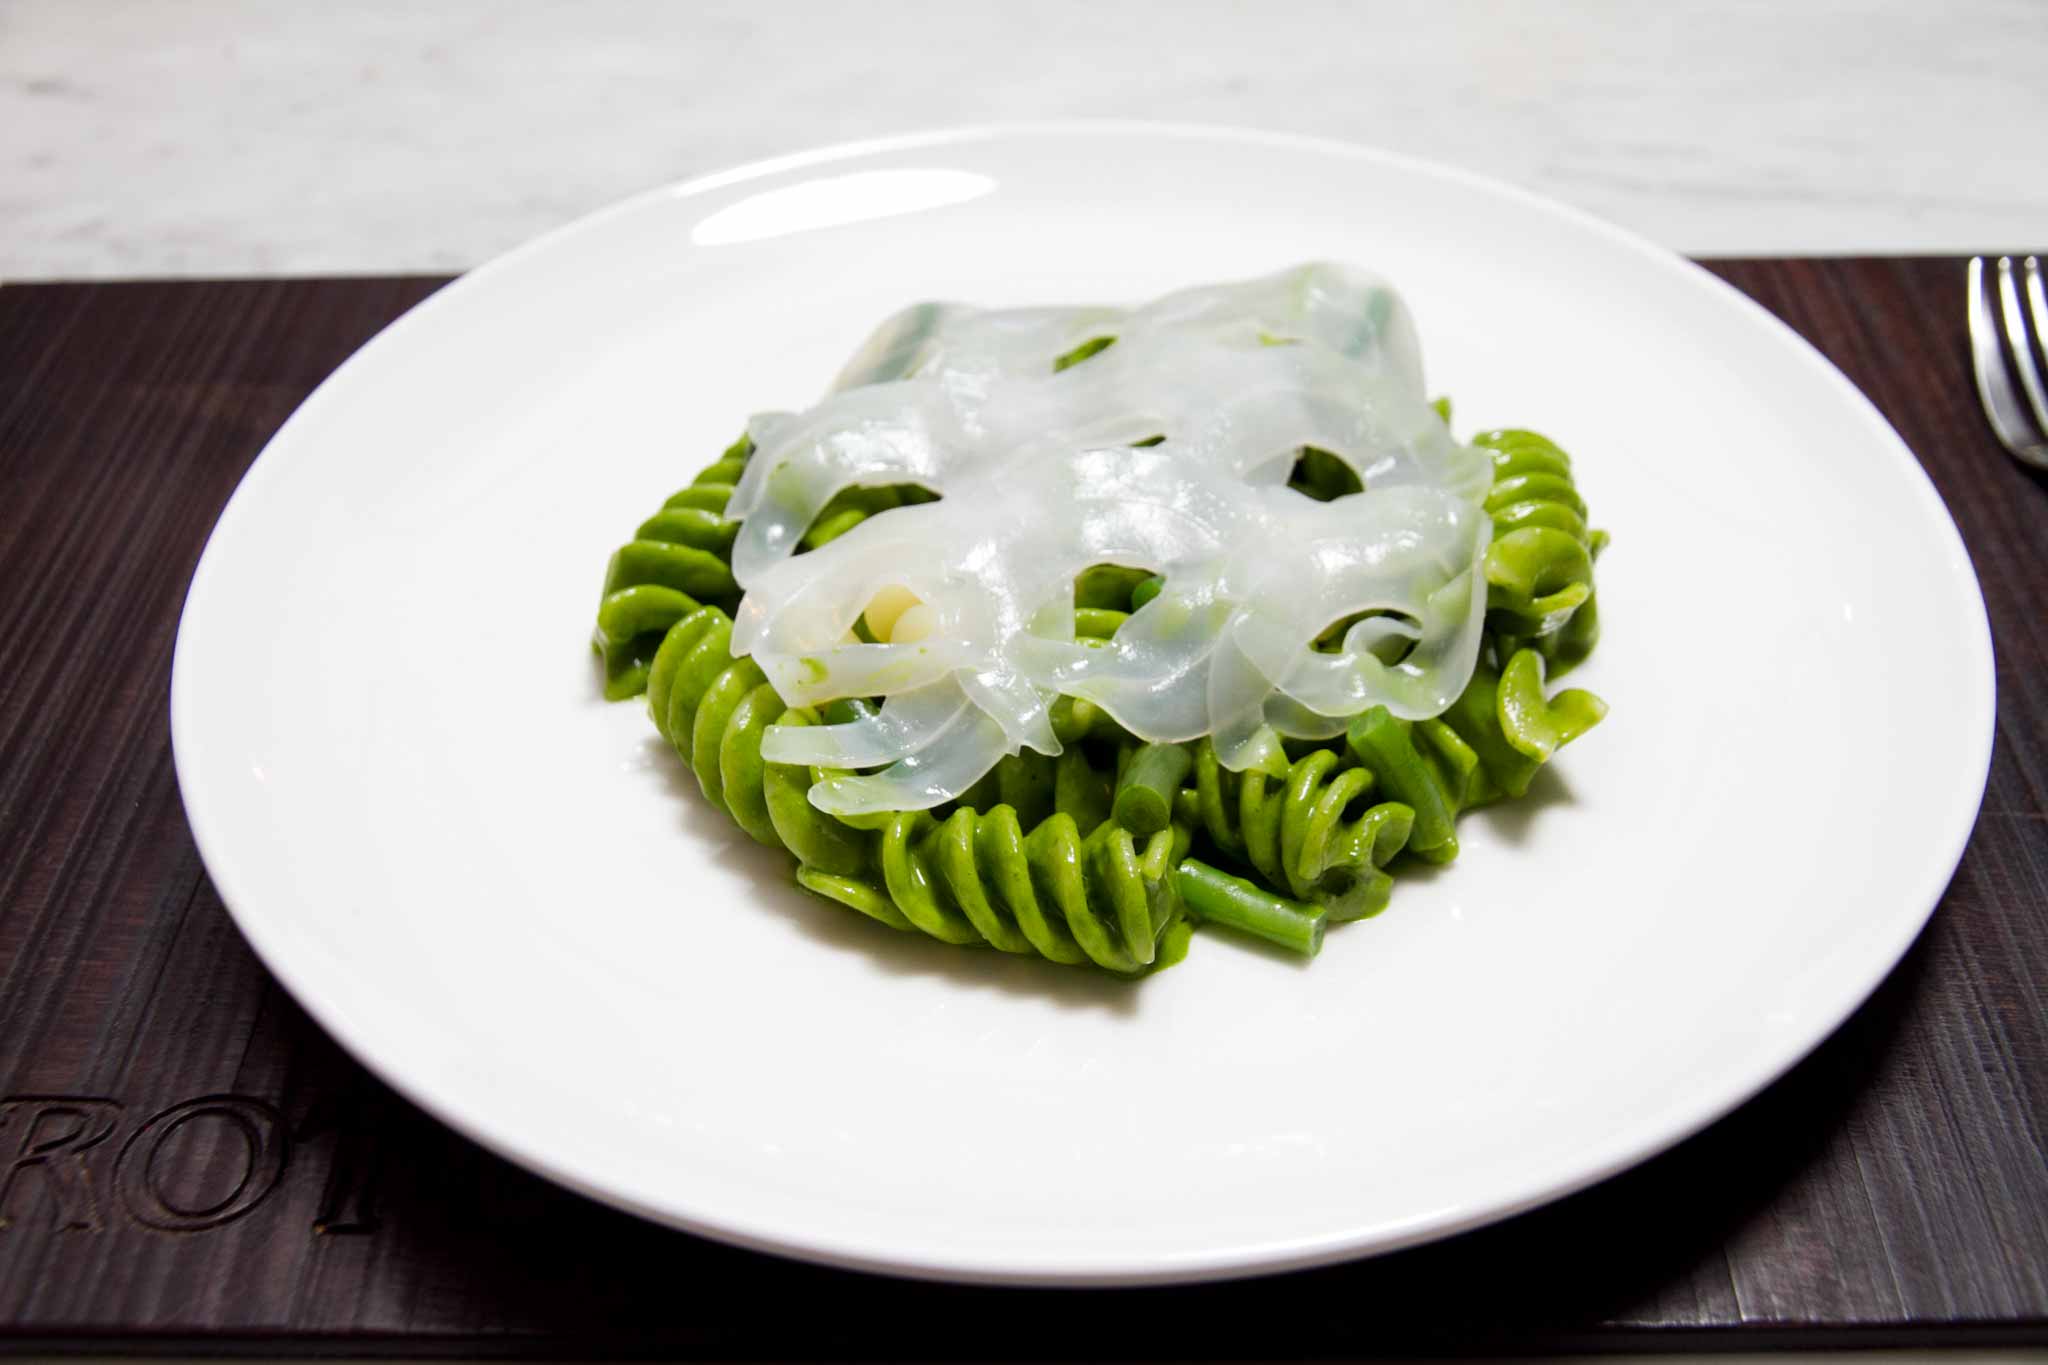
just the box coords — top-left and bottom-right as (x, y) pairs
(0, 261), (2043, 1356)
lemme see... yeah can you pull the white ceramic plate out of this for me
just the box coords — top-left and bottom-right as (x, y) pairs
(171, 124), (1993, 1285)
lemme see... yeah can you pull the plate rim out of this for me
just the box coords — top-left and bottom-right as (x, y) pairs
(169, 119), (1998, 1285)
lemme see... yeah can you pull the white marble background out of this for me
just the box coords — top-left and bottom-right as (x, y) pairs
(3, 0), (2044, 279)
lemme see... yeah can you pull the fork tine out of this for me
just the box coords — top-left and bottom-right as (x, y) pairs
(1997, 257), (2048, 445)
(2025, 255), (2048, 413)
(1969, 256), (2048, 469)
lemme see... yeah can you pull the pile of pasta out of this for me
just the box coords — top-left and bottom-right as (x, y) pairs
(595, 265), (1606, 972)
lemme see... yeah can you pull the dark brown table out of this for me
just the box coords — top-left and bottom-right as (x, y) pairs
(1, 259), (2044, 1357)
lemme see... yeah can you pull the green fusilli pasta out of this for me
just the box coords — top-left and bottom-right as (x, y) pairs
(596, 404), (1608, 972)
(1475, 428), (1606, 676)
(799, 808), (1190, 973)
(1182, 740), (1415, 922)
(596, 438), (1192, 973)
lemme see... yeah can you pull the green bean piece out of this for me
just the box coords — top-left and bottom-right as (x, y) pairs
(1131, 574), (1166, 610)
(1113, 743), (1192, 837)
(1178, 859), (1326, 957)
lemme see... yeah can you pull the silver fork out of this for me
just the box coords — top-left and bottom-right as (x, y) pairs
(1968, 255), (2048, 469)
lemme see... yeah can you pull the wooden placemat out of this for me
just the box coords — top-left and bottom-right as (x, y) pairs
(1, 260), (2043, 1356)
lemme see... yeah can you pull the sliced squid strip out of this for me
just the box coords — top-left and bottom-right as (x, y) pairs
(719, 263), (1492, 809)
(806, 708), (1013, 816)
(761, 678), (973, 768)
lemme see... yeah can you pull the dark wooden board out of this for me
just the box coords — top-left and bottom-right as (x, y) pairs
(0, 260), (2043, 1356)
